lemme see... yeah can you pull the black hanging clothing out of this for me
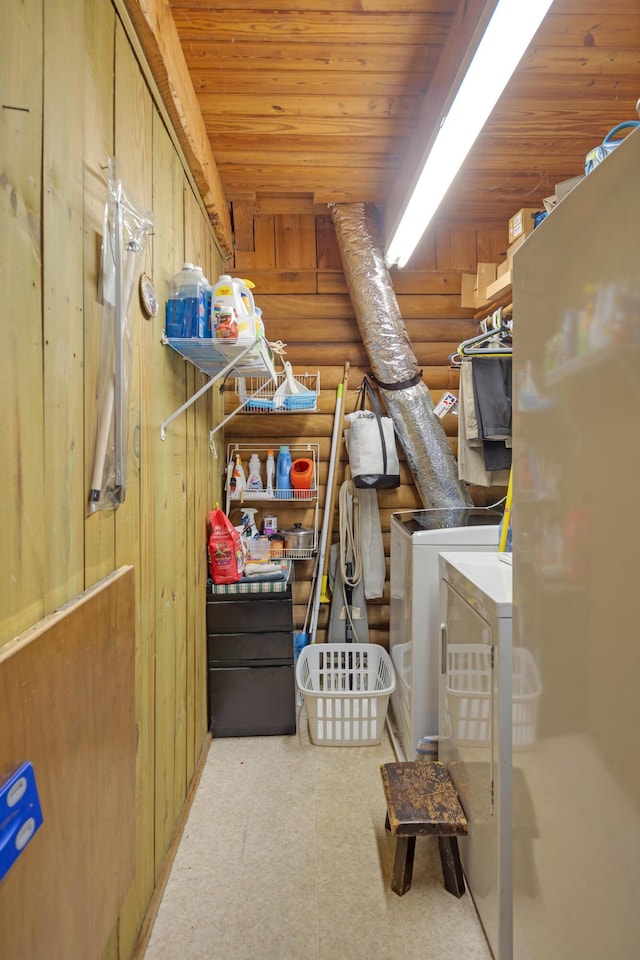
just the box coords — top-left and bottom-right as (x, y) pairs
(471, 357), (513, 471)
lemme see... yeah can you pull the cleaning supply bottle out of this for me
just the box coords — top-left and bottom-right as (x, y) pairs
(213, 275), (256, 339)
(166, 263), (204, 338)
(246, 453), (263, 492)
(225, 455), (235, 497)
(193, 265), (213, 337)
(234, 277), (257, 338)
(265, 449), (275, 497)
(229, 453), (246, 501)
(276, 445), (292, 500)
(240, 507), (260, 539)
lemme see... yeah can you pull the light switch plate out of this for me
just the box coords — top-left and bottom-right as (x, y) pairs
(0, 761), (44, 882)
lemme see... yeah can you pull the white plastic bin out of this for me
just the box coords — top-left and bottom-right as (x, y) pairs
(296, 643), (396, 746)
(445, 644), (542, 749)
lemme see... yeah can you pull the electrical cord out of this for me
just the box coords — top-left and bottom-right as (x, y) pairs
(338, 478), (363, 641)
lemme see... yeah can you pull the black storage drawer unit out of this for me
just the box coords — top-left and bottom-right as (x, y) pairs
(206, 578), (296, 738)
(206, 595), (294, 634)
(209, 665), (295, 738)
(207, 631), (293, 663)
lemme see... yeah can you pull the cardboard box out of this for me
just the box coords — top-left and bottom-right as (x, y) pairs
(486, 270), (512, 302)
(497, 259), (510, 279)
(461, 272), (477, 308)
(508, 207), (541, 244)
(461, 264), (498, 309)
(506, 234), (527, 266)
(475, 262), (497, 305)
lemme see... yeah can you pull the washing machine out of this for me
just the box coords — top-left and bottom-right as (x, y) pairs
(389, 507), (502, 760)
(438, 551), (515, 960)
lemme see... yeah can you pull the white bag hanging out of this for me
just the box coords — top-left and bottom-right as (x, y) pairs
(344, 375), (400, 489)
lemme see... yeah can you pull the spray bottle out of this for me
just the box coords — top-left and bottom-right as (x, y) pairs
(265, 449), (275, 497)
(230, 453), (246, 501)
(240, 507), (260, 540)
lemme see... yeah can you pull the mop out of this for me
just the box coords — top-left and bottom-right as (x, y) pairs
(309, 364), (349, 644)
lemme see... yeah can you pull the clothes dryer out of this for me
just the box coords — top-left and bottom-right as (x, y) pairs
(438, 551), (514, 960)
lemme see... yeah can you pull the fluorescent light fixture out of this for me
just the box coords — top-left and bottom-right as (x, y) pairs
(385, 0), (555, 269)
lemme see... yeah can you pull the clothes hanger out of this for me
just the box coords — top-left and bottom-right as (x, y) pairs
(456, 307), (513, 358)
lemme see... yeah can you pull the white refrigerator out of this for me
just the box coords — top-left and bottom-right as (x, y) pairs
(512, 128), (640, 958)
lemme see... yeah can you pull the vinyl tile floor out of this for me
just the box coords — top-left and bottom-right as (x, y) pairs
(143, 707), (493, 960)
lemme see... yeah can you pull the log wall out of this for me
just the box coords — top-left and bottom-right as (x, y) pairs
(225, 204), (509, 646)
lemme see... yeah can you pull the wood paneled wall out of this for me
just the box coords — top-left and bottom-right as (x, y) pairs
(1, 3), (224, 958)
(225, 203), (509, 646)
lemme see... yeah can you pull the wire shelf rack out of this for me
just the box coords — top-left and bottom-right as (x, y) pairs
(234, 371), (320, 412)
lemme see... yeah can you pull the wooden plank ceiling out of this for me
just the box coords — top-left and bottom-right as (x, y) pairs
(164, 0), (640, 250)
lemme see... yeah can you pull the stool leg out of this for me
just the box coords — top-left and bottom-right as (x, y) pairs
(392, 836), (416, 896)
(438, 836), (465, 898)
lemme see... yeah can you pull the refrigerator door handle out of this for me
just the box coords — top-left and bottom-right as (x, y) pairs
(440, 623), (447, 675)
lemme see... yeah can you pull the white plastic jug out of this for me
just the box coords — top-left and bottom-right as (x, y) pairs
(212, 275), (256, 339)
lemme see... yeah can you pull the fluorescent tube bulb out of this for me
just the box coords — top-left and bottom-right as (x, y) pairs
(385, 0), (555, 268)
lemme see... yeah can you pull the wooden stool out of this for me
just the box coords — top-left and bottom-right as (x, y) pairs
(380, 760), (468, 898)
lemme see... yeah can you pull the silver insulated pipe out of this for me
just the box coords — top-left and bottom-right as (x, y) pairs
(330, 202), (473, 509)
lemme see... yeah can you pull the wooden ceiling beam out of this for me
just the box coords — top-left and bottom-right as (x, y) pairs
(384, 0), (500, 247)
(120, 0), (233, 259)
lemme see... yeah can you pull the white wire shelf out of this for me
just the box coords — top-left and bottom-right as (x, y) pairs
(164, 334), (277, 378)
(226, 443), (320, 559)
(160, 334), (278, 441)
(234, 370), (320, 412)
(228, 489), (318, 502)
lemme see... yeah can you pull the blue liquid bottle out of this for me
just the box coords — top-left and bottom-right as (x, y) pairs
(166, 263), (204, 338)
(276, 445), (292, 500)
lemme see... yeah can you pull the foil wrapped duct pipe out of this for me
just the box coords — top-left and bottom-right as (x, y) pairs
(330, 202), (473, 509)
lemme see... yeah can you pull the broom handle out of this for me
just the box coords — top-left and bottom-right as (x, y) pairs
(309, 362), (350, 643)
(319, 362), (350, 603)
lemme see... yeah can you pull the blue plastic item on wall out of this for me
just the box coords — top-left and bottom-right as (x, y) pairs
(0, 761), (44, 882)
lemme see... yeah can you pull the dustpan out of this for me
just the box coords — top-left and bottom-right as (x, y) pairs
(283, 361), (316, 411)
(273, 361), (315, 410)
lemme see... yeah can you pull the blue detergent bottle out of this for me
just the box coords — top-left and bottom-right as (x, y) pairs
(276, 445), (292, 500)
(194, 266), (213, 337)
(166, 263), (204, 338)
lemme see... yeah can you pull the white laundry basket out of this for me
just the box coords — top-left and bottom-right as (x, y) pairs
(445, 644), (542, 749)
(296, 643), (396, 746)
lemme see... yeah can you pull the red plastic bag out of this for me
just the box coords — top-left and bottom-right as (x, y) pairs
(208, 507), (244, 584)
